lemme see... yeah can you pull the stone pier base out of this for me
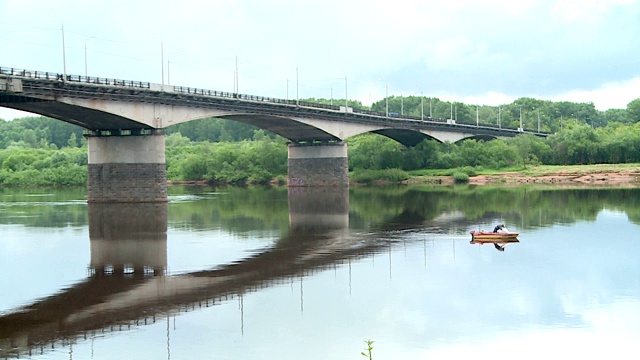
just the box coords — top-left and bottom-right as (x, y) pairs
(287, 142), (348, 187)
(87, 133), (167, 203)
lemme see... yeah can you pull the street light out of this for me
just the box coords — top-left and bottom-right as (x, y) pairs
(61, 24), (67, 83)
(385, 84), (389, 118)
(556, 111), (563, 131)
(166, 50), (181, 85)
(345, 76), (348, 110)
(519, 107), (523, 131)
(84, 36), (95, 77)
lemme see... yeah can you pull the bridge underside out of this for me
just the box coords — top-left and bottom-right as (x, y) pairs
(373, 129), (433, 146)
(0, 94), (151, 130)
(220, 114), (341, 143)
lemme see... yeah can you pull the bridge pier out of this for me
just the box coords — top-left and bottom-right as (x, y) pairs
(287, 142), (349, 187)
(87, 131), (167, 203)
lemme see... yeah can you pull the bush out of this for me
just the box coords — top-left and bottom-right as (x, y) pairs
(452, 172), (469, 183)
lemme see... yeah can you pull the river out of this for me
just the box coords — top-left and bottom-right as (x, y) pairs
(1, 185), (639, 359)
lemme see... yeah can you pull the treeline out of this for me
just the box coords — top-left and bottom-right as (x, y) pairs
(373, 96), (640, 133)
(0, 95), (639, 186)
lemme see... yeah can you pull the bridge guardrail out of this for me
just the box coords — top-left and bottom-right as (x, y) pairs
(0, 67), (150, 89)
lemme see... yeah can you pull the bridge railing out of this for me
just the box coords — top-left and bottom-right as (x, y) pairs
(172, 86), (344, 110)
(1, 66), (60, 80)
(0, 67), (150, 89)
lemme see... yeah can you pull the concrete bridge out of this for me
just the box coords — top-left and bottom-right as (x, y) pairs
(0, 67), (545, 202)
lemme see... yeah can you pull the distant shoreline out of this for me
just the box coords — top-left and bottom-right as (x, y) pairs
(406, 164), (640, 187)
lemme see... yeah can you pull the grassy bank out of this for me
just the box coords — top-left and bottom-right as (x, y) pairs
(401, 163), (640, 186)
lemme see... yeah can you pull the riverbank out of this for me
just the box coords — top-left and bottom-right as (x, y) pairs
(169, 164), (640, 187)
(407, 164), (640, 186)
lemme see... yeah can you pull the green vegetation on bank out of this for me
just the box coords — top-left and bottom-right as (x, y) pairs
(0, 96), (639, 186)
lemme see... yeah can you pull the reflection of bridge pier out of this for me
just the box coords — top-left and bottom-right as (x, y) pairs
(288, 186), (349, 235)
(88, 202), (168, 276)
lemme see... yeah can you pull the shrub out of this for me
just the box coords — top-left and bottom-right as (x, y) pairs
(452, 172), (469, 183)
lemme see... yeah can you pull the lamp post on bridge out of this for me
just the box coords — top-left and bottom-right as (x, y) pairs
(61, 24), (67, 83)
(161, 41), (164, 88)
(84, 36), (95, 77)
(519, 107), (523, 131)
(385, 84), (389, 118)
(345, 76), (348, 110)
(533, 107), (540, 133)
(167, 50), (181, 86)
(556, 111), (563, 131)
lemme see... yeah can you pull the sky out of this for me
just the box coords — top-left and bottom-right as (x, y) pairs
(1, 0), (639, 121)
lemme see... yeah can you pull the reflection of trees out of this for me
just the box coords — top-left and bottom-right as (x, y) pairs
(2, 185), (640, 231)
(349, 186), (640, 231)
(0, 186), (87, 227)
(167, 186), (290, 235)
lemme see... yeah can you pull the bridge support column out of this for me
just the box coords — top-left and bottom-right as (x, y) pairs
(288, 142), (348, 187)
(87, 132), (167, 203)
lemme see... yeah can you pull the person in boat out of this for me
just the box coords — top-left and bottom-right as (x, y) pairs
(492, 224), (511, 252)
(493, 224), (509, 233)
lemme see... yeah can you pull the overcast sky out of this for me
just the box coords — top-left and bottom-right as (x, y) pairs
(1, 0), (639, 120)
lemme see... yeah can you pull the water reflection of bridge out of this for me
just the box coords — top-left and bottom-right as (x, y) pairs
(0, 188), (397, 359)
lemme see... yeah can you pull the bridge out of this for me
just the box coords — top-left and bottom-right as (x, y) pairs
(0, 66), (546, 202)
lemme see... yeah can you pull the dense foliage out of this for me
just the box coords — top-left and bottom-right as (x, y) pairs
(165, 131), (288, 185)
(0, 146), (87, 185)
(0, 95), (639, 186)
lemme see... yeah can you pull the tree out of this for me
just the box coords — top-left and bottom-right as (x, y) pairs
(67, 132), (78, 148)
(627, 98), (640, 123)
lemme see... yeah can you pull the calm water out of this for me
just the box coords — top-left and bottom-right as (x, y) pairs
(1, 185), (639, 360)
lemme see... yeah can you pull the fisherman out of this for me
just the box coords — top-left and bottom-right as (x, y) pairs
(493, 224), (509, 233)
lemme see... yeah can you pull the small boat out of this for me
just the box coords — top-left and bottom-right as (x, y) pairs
(469, 230), (519, 242)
